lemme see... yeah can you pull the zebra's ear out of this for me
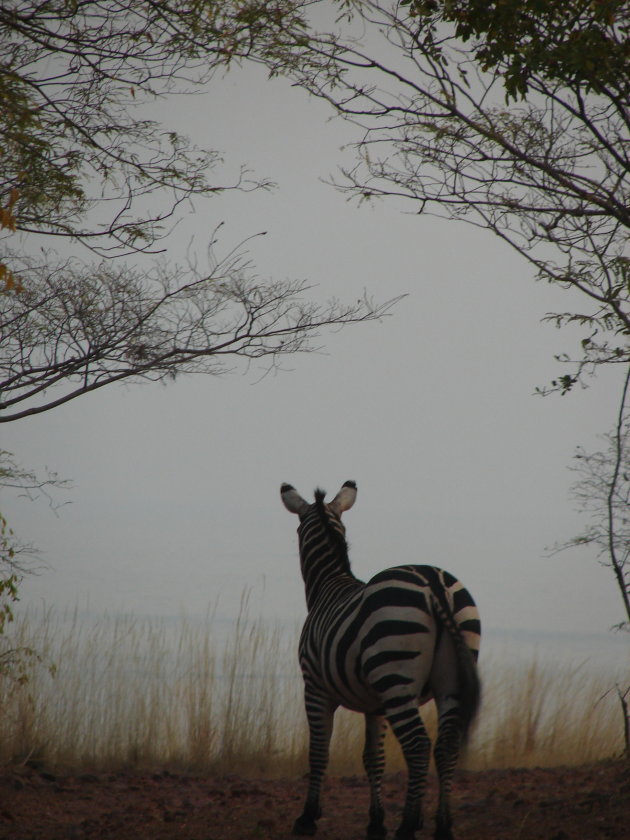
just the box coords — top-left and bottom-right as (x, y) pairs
(281, 483), (310, 516)
(329, 480), (357, 516)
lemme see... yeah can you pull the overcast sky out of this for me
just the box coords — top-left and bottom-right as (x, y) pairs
(2, 61), (627, 653)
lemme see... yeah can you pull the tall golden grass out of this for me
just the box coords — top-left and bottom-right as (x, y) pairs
(0, 603), (626, 776)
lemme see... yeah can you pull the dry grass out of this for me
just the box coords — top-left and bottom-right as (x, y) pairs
(466, 658), (625, 769)
(0, 604), (626, 776)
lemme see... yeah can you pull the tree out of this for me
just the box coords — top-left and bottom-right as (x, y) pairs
(0, 0), (304, 257)
(556, 366), (630, 632)
(1, 1), (396, 421)
(240, 0), (630, 648)
(554, 364), (630, 757)
(0, 3), (396, 629)
(402, 0), (630, 101)
(251, 0), (630, 392)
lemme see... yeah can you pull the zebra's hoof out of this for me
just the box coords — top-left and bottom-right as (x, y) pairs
(434, 814), (454, 840)
(293, 816), (317, 836)
(367, 827), (387, 840)
(394, 816), (420, 840)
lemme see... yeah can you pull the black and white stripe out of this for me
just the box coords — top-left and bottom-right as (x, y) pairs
(281, 480), (481, 840)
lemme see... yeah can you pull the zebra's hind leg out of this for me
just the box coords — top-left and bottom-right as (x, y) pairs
(432, 697), (462, 840)
(363, 713), (388, 839)
(385, 701), (431, 840)
(293, 696), (335, 836)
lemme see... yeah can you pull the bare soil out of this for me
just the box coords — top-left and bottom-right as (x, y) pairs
(0, 761), (628, 840)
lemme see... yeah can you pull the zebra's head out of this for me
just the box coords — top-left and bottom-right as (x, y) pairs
(281, 482), (358, 596)
(280, 481), (357, 520)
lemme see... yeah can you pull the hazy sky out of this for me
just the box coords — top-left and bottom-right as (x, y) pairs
(2, 61), (627, 644)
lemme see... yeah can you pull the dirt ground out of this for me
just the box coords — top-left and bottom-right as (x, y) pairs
(0, 760), (628, 840)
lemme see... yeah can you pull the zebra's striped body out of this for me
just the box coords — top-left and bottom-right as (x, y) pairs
(281, 481), (481, 840)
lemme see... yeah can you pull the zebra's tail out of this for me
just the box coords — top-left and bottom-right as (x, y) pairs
(430, 588), (481, 742)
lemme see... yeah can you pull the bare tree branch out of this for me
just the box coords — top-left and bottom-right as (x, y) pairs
(607, 365), (630, 627)
(1, 236), (401, 423)
(245, 1), (630, 391)
(550, 364), (630, 630)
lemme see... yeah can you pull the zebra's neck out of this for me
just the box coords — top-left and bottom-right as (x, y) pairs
(298, 512), (360, 612)
(301, 550), (361, 611)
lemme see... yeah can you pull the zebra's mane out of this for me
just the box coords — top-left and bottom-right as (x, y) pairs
(314, 488), (352, 572)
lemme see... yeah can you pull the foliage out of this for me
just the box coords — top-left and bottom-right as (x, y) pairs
(247, 0), (630, 392)
(0, 513), (19, 638)
(403, 0), (630, 101)
(0, 451), (68, 681)
(0, 0), (306, 257)
(0, 509), (35, 684)
(0, 511), (39, 685)
(0, 1), (393, 422)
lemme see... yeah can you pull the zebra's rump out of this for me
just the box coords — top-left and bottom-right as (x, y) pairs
(365, 565), (481, 654)
(299, 564), (481, 714)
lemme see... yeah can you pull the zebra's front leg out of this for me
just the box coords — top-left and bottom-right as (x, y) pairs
(293, 696), (335, 836)
(386, 703), (431, 840)
(363, 713), (388, 839)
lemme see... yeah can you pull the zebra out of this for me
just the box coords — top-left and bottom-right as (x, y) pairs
(281, 480), (481, 840)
